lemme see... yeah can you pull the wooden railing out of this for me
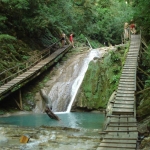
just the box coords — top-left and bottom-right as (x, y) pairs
(0, 41), (60, 86)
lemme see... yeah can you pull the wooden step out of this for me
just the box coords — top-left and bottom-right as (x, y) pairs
(105, 126), (137, 132)
(112, 108), (134, 115)
(113, 104), (134, 109)
(114, 100), (134, 105)
(99, 142), (136, 149)
(117, 90), (135, 94)
(116, 93), (135, 97)
(115, 97), (135, 101)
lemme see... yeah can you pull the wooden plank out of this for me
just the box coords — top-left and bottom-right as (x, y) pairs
(118, 87), (135, 91)
(28, 68), (39, 71)
(102, 139), (137, 144)
(108, 123), (137, 127)
(112, 108), (134, 113)
(128, 118), (137, 122)
(15, 77), (26, 79)
(25, 71), (36, 73)
(121, 74), (135, 77)
(115, 97), (135, 101)
(120, 77), (135, 80)
(126, 56), (137, 58)
(112, 108), (134, 114)
(121, 71), (135, 74)
(105, 126), (137, 132)
(119, 81), (135, 85)
(127, 52), (138, 56)
(107, 115), (134, 118)
(6, 80), (19, 84)
(104, 134), (138, 140)
(124, 60), (137, 63)
(122, 68), (136, 73)
(119, 78), (135, 82)
(110, 117), (127, 122)
(117, 90), (135, 94)
(121, 70), (136, 73)
(97, 147), (135, 150)
(0, 87), (9, 90)
(128, 52), (138, 54)
(0, 89), (5, 92)
(116, 93), (135, 97)
(99, 143), (136, 148)
(106, 131), (138, 137)
(114, 100), (134, 105)
(113, 104), (134, 108)
(118, 87), (135, 90)
(118, 84), (135, 88)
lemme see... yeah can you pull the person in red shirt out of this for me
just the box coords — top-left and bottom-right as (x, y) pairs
(130, 21), (136, 34)
(69, 33), (74, 48)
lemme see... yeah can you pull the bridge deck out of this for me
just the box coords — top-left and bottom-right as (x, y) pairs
(97, 35), (141, 150)
(0, 45), (71, 100)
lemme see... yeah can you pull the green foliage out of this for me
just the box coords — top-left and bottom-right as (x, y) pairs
(0, 0), (136, 48)
(133, 0), (150, 41)
(0, 34), (16, 41)
(0, 37), (31, 75)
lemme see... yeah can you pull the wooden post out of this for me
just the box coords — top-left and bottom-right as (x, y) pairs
(19, 90), (23, 110)
(26, 62), (28, 69)
(137, 82), (142, 91)
(137, 76), (144, 87)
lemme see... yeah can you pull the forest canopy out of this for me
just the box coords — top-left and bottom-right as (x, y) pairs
(0, 0), (149, 48)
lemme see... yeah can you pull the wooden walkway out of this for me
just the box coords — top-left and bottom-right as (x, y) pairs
(97, 35), (141, 150)
(0, 45), (71, 101)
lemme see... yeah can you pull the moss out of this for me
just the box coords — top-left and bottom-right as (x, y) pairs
(75, 47), (128, 110)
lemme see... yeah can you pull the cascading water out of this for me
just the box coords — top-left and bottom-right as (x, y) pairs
(66, 49), (103, 112)
(48, 48), (106, 113)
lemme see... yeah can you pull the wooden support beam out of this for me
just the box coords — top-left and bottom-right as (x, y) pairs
(137, 82), (142, 91)
(137, 76), (144, 87)
(136, 87), (150, 95)
(138, 67), (150, 78)
(19, 90), (23, 110)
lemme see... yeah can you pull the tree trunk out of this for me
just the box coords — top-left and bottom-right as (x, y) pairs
(45, 106), (60, 121)
(40, 89), (60, 121)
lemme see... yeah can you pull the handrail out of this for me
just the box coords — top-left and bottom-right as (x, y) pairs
(0, 41), (60, 86)
(85, 37), (92, 49)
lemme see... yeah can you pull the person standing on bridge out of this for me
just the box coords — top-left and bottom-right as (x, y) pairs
(130, 20), (136, 34)
(124, 22), (129, 41)
(61, 33), (66, 48)
(69, 33), (74, 48)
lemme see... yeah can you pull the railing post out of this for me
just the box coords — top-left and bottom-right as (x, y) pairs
(49, 48), (51, 56)
(17, 66), (20, 75)
(26, 62), (28, 70)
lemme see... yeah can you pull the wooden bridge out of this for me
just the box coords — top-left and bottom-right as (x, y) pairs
(97, 35), (141, 150)
(0, 45), (72, 104)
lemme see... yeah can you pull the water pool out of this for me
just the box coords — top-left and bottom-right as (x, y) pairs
(0, 112), (105, 129)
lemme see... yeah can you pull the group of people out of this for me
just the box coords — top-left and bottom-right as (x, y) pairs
(124, 20), (136, 41)
(60, 33), (74, 48)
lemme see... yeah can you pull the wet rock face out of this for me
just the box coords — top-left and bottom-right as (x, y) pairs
(34, 48), (90, 112)
(0, 125), (102, 150)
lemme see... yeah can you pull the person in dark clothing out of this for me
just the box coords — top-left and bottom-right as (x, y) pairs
(61, 33), (66, 47)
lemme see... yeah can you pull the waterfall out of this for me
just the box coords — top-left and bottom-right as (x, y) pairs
(66, 49), (103, 112)
(47, 48), (105, 113)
